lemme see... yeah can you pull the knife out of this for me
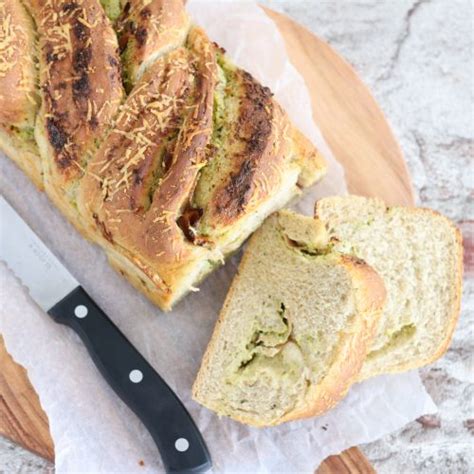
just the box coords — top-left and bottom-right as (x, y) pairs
(0, 196), (212, 474)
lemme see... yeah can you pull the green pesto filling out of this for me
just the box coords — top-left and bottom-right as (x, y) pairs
(366, 323), (416, 360)
(12, 125), (35, 142)
(120, 44), (135, 93)
(226, 302), (305, 387)
(191, 53), (236, 237)
(100, 0), (122, 22)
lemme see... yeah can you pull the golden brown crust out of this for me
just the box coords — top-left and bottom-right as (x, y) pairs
(0, 128), (43, 189)
(0, 0), (38, 127)
(78, 24), (325, 310)
(421, 218), (463, 363)
(192, 62), (326, 251)
(117, 0), (190, 87)
(78, 26), (218, 307)
(200, 72), (289, 227)
(0, 0), (42, 187)
(2, 2), (325, 310)
(292, 127), (327, 187)
(32, 0), (124, 219)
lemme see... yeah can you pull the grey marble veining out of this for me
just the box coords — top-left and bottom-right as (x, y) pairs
(1, 1), (472, 472)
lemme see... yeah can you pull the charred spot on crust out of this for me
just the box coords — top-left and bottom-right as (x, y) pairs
(161, 149), (174, 174)
(46, 118), (68, 151)
(123, 2), (131, 16)
(132, 168), (143, 185)
(72, 19), (88, 41)
(57, 154), (73, 170)
(92, 213), (114, 243)
(241, 71), (273, 97)
(62, 2), (79, 13)
(135, 26), (148, 47)
(108, 55), (119, 68)
(73, 47), (92, 71)
(72, 73), (90, 98)
(46, 51), (59, 63)
(246, 124), (271, 154)
(69, 10), (92, 101)
(47, 117), (74, 170)
(89, 116), (99, 129)
(140, 8), (151, 19)
(214, 71), (274, 220)
(238, 73), (273, 151)
(216, 159), (256, 216)
(72, 45), (92, 101)
(177, 207), (203, 243)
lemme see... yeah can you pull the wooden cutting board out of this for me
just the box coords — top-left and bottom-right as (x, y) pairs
(0, 7), (413, 473)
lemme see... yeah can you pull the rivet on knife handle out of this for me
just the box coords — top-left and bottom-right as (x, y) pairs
(49, 286), (212, 474)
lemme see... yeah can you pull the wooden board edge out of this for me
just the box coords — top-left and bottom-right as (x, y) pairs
(0, 337), (54, 461)
(263, 6), (415, 206)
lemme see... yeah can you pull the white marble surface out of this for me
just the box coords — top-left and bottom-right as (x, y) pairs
(0, 0), (472, 472)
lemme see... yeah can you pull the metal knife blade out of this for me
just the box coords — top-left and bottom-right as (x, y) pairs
(0, 196), (78, 311)
(0, 195), (212, 473)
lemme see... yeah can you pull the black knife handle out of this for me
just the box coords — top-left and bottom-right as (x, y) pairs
(48, 286), (211, 474)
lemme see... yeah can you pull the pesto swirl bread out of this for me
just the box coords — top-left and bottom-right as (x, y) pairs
(0, 0), (326, 310)
(193, 199), (462, 426)
(314, 196), (463, 380)
(193, 211), (386, 426)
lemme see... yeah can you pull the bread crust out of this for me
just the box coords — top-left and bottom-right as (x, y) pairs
(78, 26), (218, 309)
(1, 1), (326, 311)
(0, 0), (42, 187)
(31, 0), (124, 223)
(415, 210), (463, 365)
(291, 127), (327, 187)
(0, 128), (43, 189)
(78, 26), (326, 310)
(194, 62), (327, 248)
(314, 197), (464, 379)
(117, 0), (190, 87)
(192, 215), (386, 426)
(0, 0), (38, 127)
(201, 70), (287, 227)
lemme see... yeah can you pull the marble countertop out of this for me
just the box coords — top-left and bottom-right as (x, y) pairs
(1, 0), (472, 472)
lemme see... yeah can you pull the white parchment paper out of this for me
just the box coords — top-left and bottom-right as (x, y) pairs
(0, 1), (436, 472)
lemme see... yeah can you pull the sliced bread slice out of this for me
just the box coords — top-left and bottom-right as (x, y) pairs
(192, 211), (386, 426)
(314, 195), (463, 380)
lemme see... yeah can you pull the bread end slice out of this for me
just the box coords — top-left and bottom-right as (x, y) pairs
(315, 195), (463, 380)
(192, 210), (385, 426)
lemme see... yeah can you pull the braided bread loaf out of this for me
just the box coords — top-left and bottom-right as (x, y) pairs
(0, 0), (326, 310)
